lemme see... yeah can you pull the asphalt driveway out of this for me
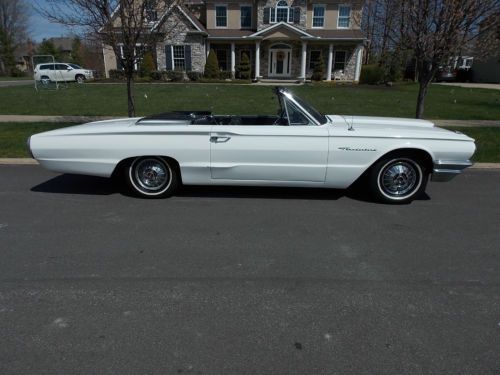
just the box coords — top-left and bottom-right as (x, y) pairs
(0, 166), (499, 374)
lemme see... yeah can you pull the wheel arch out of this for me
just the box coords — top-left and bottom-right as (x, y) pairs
(371, 147), (434, 172)
(111, 155), (183, 184)
(352, 147), (434, 187)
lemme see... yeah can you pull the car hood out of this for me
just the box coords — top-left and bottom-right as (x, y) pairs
(328, 115), (474, 142)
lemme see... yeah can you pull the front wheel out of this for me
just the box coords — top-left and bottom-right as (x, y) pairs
(126, 157), (179, 198)
(75, 74), (85, 84)
(369, 157), (428, 204)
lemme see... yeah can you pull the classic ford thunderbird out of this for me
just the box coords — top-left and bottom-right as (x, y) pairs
(28, 87), (475, 203)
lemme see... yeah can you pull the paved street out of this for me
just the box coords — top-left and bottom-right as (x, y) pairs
(0, 166), (499, 374)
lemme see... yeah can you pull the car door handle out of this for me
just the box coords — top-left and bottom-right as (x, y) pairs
(210, 135), (231, 143)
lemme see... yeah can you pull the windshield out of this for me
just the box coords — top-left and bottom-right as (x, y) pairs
(69, 64), (82, 69)
(292, 94), (328, 125)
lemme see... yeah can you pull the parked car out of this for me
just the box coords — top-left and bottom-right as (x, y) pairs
(27, 87), (475, 204)
(34, 63), (94, 84)
(435, 66), (457, 82)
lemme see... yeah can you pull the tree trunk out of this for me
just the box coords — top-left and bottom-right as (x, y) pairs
(126, 74), (135, 117)
(415, 79), (430, 119)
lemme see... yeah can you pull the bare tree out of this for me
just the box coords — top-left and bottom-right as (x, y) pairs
(39, 0), (180, 117)
(398, 0), (500, 118)
(0, 0), (29, 75)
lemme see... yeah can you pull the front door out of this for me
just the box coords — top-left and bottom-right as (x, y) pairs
(210, 124), (328, 182)
(269, 49), (291, 77)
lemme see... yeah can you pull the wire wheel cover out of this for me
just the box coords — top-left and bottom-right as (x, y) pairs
(380, 160), (419, 197)
(134, 159), (170, 191)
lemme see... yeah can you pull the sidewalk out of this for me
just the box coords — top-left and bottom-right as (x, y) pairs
(1, 115), (500, 127)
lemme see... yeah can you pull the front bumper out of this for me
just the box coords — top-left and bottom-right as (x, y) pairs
(431, 160), (473, 182)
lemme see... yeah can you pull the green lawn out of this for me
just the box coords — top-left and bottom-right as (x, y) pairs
(2, 122), (498, 162)
(0, 82), (499, 120)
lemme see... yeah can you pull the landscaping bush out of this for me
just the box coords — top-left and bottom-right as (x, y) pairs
(149, 70), (165, 81)
(238, 52), (251, 80)
(311, 53), (325, 81)
(140, 52), (155, 78)
(109, 69), (125, 80)
(187, 71), (202, 81)
(165, 70), (184, 81)
(360, 64), (384, 84)
(204, 49), (219, 79)
(219, 70), (233, 80)
(10, 68), (27, 78)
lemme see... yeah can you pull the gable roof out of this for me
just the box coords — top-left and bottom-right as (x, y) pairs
(250, 22), (315, 38)
(151, 4), (207, 34)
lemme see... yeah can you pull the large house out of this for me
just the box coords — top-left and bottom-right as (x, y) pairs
(103, 0), (365, 81)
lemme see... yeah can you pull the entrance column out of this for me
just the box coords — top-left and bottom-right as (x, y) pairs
(326, 44), (333, 81)
(231, 42), (236, 78)
(255, 40), (261, 80)
(300, 41), (307, 81)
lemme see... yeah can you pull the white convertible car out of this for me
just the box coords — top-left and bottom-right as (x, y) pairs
(28, 87), (475, 203)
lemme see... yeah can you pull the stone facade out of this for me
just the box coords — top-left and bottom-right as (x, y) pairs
(155, 8), (206, 73)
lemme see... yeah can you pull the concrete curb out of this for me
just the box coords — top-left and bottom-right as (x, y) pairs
(1, 158), (499, 169)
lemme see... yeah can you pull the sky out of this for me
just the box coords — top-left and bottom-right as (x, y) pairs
(29, 0), (80, 42)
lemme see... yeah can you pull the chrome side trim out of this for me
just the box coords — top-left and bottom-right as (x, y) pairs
(431, 160), (473, 182)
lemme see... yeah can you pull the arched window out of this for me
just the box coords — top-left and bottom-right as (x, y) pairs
(276, 0), (289, 22)
(270, 0), (292, 23)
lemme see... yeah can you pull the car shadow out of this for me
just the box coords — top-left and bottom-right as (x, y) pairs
(31, 174), (118, 196)
(31, 174), (430, 203)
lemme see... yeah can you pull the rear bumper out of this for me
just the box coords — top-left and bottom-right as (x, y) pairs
(431, 160), (473, 182)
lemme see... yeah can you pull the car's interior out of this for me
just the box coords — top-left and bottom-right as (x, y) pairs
(136, 88), (313, 127)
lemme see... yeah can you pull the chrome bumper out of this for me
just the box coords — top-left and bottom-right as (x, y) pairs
(431, 160), (473, 182)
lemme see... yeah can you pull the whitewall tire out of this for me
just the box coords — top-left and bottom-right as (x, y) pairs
(126, 157), (178, 198)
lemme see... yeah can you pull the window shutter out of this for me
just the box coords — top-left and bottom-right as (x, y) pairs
(263, 7), (270, 24)
(117, 58), (124, 70)
(185, 45), (192, 71)
(165, 44), (172, 70)
(271, 8), (275, 22)
(293, 7), (301, 23)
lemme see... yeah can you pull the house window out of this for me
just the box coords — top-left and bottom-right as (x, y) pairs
(338, 5), (350, 28)
(216, 48), (228, 70)
(309, 50), (321, 70)
(271, 0), (292, 23)
(118, 44), (143, 70)
(333, 50), (347, 71)
(173, 45), (185, 70)
(216, 5), (227, 27)
(240, 6), (252, 28)
(145, 0), (158, 22)
(312, 5), (325, 28)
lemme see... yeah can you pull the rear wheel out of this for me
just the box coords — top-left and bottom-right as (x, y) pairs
(126, 157), (179, 198)
(40, 76), (51, 85)
(369, 156), (428, 204)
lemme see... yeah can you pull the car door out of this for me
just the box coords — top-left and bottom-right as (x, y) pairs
(210, 103), (329, 182)
(57, 64), (71, 81)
